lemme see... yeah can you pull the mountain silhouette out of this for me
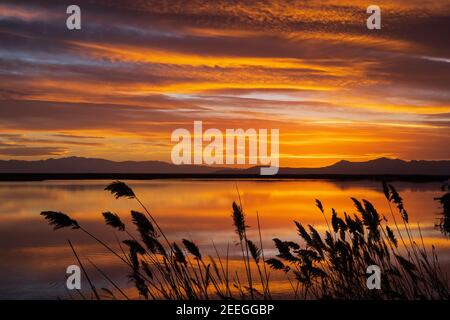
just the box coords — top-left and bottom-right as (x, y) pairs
(0, 156), (218, 174)
(0, 156), (449, 175)
(218, 157), (450, 175)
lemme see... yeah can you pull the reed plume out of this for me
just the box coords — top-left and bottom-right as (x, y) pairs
(104, 181), (135, 199)
(41, 211), (80, 230)
(102, 211), (125, 231)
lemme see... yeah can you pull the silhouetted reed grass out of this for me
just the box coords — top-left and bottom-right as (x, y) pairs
(41, 181), (449, 300)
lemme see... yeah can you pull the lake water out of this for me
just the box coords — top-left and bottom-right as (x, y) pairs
(0, 179), (448, 299)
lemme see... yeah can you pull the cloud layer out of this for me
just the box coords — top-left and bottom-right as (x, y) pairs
(0, 0), (449, 166)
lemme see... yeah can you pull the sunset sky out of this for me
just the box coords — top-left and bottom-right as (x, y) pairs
(0, 0), (449, 167)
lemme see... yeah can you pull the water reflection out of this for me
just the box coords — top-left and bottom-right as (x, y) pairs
(0, 179), (448, 299)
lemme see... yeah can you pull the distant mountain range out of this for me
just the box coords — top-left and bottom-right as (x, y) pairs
(0, 157), (217, 174)
(0, 157), (449, 175)
(232, 158), (450, 175)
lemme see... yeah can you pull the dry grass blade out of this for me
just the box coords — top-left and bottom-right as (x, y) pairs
(382, 180), (390, 200)
(67, 240), (100, 300)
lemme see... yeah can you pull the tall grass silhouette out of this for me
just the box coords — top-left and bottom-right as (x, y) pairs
(41, 181), (449, 300)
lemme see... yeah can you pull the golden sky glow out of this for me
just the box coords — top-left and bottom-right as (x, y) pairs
(0, 0), (449, 167)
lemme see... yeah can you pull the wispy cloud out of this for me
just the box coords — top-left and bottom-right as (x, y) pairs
(0, 0), (449, 164)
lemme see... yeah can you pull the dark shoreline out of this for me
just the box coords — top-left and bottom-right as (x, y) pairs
(0, 173), (448, 182)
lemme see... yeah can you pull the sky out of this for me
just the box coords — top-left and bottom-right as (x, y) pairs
(0, 0), (449, 167)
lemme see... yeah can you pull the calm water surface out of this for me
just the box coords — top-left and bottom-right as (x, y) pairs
(0, 179), (448, 299)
